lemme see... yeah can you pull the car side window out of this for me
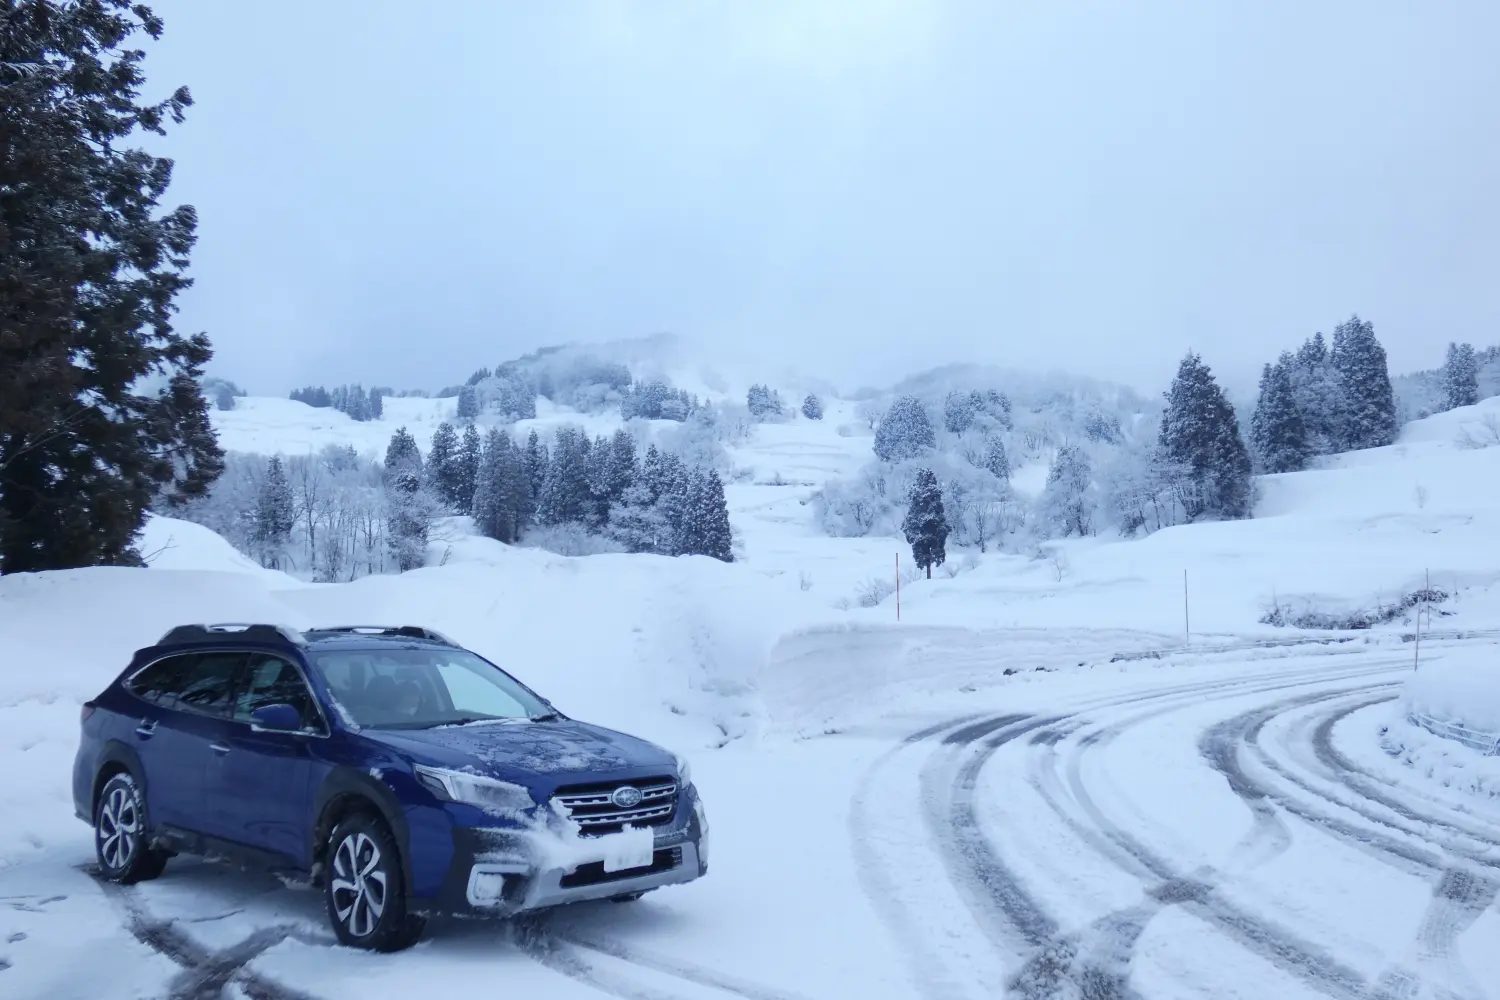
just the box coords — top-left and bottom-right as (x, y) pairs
(175, 652), (246, 717)
(127, 654), (197, 708)
(234, 654), (322, 732)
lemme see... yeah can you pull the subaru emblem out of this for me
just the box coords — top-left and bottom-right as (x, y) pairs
(611, 785), (644, 809)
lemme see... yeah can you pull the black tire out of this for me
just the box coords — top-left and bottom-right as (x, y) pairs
(324, 814), (425, 951)
(94, 772), (169, 884)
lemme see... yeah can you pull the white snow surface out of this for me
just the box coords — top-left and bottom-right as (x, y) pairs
(2, 388), (1500, 996)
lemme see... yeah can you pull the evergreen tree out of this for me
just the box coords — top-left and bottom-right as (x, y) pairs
(874, 395), (936, 462)
(368, 387), (384, 419)
(1329, 315), (1398, 450)
(427, 422), (465, 511)
(1038, 444), (1094, 537)
(253, 457), (294, 567)
(1157, 353), (1253, 520)
(1442, 342), (1480, 411)
(383, 427), (430, 571)
(981, 435), (1011, 481)
(608, 480), (667, 554)
(902, 469), (949, 578)
(801, 394), (824, 420)
(456, 384), (479, 422)
(1250, 359), (1309, 473)
(696, 470), (733, 562)
(1, 1), (225, 572)
(385, 426), (423, 477)
(654, 453), (692, 554)
(747, 384), (784, 420)
(1288, 334), (1346, 455)
(944, 390), (977, 435)
(471, 430), (505, 541)
(457, 424), (482, 514)
(535, 427), (590, 525)
(523, 430), (548, 520)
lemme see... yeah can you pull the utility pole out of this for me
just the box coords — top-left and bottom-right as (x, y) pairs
(896, 552), (901, 623)
(1183, 569), (1190, 647)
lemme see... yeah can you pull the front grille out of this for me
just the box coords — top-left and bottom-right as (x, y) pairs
(559, 847), (682, 889)
(553, 777), (677, 835)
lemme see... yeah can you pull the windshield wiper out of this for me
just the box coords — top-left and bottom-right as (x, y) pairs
(529, 711), (561, 722)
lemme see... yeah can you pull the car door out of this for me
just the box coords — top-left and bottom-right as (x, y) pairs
(128, 651), (246, 835)
(206, 652), (324, 865)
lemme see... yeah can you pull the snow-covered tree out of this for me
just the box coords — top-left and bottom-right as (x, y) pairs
(1330, 315), (1398, 450)
(1443, 342), (1480, 411)
(695, 471), (733, 561)
(747, 384), (785, 420)
(456, 424), (482, 514)
(944, 390), (977, 435)
(1157, 353), (1253, 520)
(608, 480), (667, 554)
(493, 366), (537, 421)
(523, 430), (548, 521)
(980, 435), (1010, 481)
(456, 385), (479, 422)
(801, 393), (824, 420)
(252, 457), (295, 567)
(902, 468), (949, 578)
(874, 395), (936, 462)
(1250, 359), (1309, 473)
(472, 430), (530, 543)
(535, 426), (590, 526)
(1037, 444), (1094, 537)
(1288, 334), (1346, 455)
(384, 427), (434, 571)
(427, 422), (466, 511)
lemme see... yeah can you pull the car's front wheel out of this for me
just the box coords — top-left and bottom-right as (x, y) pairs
(94, 772), (169, 884)
(325, 815), (425, 951)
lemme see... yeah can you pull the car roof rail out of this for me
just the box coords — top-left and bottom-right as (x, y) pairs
(309, 625), (457, 646)
(157, 623), (307, 647)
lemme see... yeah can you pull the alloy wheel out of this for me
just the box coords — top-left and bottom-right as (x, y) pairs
(330, 832), (388, 938)
(97, 784), (139, 871)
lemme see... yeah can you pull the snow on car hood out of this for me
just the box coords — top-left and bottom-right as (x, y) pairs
(361, 717), (676, 788)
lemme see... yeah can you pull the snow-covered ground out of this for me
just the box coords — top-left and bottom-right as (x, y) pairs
(3, 389), (1499, 997)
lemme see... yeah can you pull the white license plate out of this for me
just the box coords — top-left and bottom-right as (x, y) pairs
(602, 833), (655, 873)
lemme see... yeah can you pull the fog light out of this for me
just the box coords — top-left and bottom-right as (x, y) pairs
(466, 865), (524, 907)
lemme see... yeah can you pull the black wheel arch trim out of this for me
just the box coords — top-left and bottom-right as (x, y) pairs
(93, 740), (148, 814)
(312, 768), (413, 891)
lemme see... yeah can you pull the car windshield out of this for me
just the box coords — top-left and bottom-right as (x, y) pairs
(310, 647), (552, 729)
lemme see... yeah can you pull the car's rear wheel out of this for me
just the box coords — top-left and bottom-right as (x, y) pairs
(325, 814), (425, 951)
(94, 772), (169, 884)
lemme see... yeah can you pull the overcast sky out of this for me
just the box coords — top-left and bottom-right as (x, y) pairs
(146, 1), (1499, 396)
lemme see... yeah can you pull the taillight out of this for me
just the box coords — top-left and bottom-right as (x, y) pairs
(80, 703), (96, 724)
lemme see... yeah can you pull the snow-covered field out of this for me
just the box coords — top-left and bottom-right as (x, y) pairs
(3, 388), (1499, 998)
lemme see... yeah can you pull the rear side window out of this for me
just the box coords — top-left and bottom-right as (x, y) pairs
(174, 652), (246, 717)
(127, 654), (196, 707)
(234, 654), (322, 732)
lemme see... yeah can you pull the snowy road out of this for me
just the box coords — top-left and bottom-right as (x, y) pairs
(5, 644), (1499, 999)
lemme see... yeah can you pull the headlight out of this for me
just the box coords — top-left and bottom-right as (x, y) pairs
(673, 753), (692, 786)
(413, 764), (535, 813)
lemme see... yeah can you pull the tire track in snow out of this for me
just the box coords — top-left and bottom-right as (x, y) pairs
(1370, 868), (1499, 1000)
(850, 713), (999, 1000)
(90, 872), (314, 1000)
(1014, 666), (1406, 999)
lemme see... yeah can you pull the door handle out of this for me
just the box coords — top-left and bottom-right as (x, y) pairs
(135, 719), (157, 738)
(210, 742), (231, 756)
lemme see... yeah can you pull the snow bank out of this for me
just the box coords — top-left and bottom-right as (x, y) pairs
(1403, 654), (1500, 739)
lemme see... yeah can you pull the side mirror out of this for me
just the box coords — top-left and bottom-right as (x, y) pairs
(249, 703), (304, 733)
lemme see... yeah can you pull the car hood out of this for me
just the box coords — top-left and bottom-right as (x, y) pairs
(361, 718), (676, 791)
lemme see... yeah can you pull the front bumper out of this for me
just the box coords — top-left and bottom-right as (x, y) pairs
(422, 787), (708, 917)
